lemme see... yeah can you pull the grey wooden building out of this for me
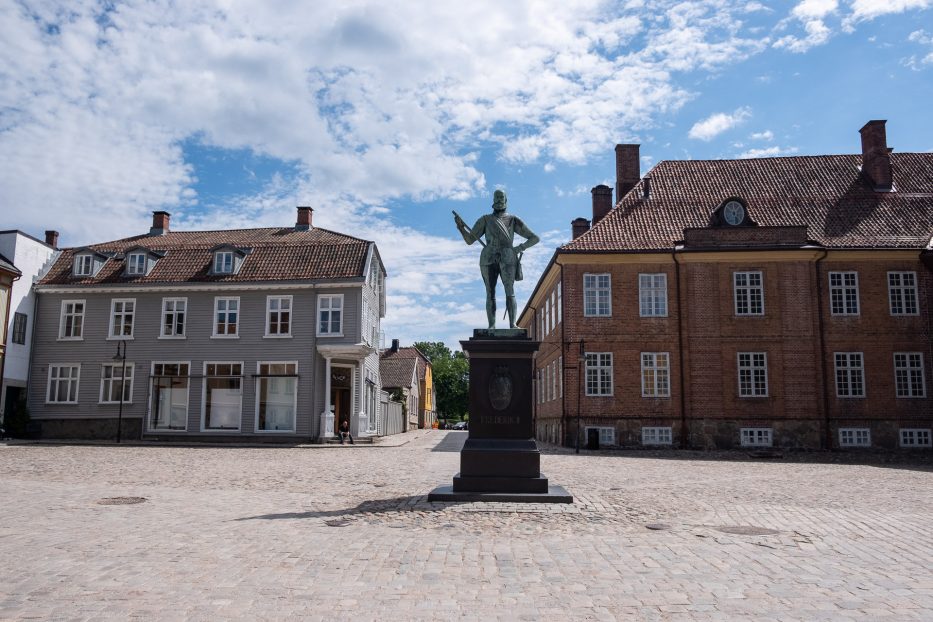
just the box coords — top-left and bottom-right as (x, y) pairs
(28, 208), (387, 442)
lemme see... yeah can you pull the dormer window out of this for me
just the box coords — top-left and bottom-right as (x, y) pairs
(74, 255), (94, 276)
(214, 251), (234, 274)
(713, 197), (755, 228)
(127, 253), (147, 275)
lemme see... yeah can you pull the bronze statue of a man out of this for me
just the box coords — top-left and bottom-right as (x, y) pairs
(454, 190), (539, 329)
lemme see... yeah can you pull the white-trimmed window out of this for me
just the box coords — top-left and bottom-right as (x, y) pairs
(266, 295), (292, 337)
(203, 362), (243, 431)
(318, 294), (343, 336)
(829, 272), (860, 315)
(641, 352), (670, 398)
(585, 426), (615, 445)
(100, 363), (134, 404)
(73, 254), (93, 276)
(738, 352), (768, 397)
(834, 352), (865, 398)
(585, 352), (613, 396)
(888, 271), (918, 315)
(47, 364), (80, 403)
(550, 290), (557, 332)
(639, 273), (668, 317)
(894, 352), (926, 398)
(558, 356), (563, 398)
(839, 428), (871, 447)
(150, 362), (189, 431)
(11, 312), (27, 344)
(740, 428), (773, 447)
(213, 297), (239, 337)
(734, 271), (764, 316)
(126, 253), (147, 275)
(59, 300), (85, 340)
(642, 426), (673, 445)
(557, 282), (562, 324)
(544, 296), (551, 336)
(256, 362), (298, 432)
(213, 251), (234, 274)
(900, 428), (932, 447)
(161, 298), (186, 338)
(109, 299), (135, 338)
(583, 274), (611, 317)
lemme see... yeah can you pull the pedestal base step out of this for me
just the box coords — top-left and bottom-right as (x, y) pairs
(427, 484), (573, 504)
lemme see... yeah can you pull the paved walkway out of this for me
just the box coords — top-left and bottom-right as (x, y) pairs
(0, 431), (931, 620)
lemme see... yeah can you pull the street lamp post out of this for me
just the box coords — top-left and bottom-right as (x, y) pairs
(113, 340), (127, 443)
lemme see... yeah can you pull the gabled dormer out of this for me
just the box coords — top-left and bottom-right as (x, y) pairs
(122, 246), (166, 277)
(710, 197), (757, 228)
(210, 244), (252, 275)
(71, 248), (110, 278)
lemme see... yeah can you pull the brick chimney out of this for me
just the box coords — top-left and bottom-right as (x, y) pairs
(150, 211), (170, 236)
(44, 230), (59, 249)
(615, 144), (640, 200)
(296, 206), (313, 231)
(571, 217), (591, 240)
(859, 120), (893, 191)
(591, 185), (613, 225)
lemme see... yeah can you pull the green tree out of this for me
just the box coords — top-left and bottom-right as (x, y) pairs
(414, 341), (469, 421)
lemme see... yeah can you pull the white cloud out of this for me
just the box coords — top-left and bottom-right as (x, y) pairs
(688, 107), (752, 141)
(750, 130), (774, 140)
(737, 145), (799, 158)
(849, 0), (933, 22)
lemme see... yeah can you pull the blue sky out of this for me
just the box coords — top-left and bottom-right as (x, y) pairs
(3, 0), (933, 349)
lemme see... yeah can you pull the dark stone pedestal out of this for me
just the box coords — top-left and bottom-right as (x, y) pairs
(428, 329), (573, 504)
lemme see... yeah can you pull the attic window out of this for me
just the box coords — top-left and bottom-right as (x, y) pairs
(214, 251), (234, 274)
(74, 255), (94, 276)
(127, 253), (147, 275)
(714, 197), (754, 228)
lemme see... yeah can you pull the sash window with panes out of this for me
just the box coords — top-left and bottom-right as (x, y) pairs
(639, 274), (668, 317)
(829, 272), (860, 315)
(100, 363), (133, 403)
(888, 272), (918, 315)
(47, 364), (80, 403)
(641, 352), (670, 397)
(60, 300), (85, 339)
(318, 294), (343, 336)
(738, 352), (768, 397)
(161, 298), (186, 338)
(894, 353), (926, 398)
(214, 297), (239, 336)
(834, 352), (865, 397)
(127, 253), (146, 275)
(585, 352), (613, 396)
(583, 274), (611, 317)
(109, 299), (135, 338)
(734, 272), (763, 316)
(266, 296), (292, 336)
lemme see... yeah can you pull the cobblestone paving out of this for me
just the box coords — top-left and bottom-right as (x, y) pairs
(1, 431), (931, 621)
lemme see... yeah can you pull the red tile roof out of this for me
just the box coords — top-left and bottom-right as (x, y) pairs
(563, 153), (933, 252)
(380, 347), (429, 387)
(38, 226), (372, 286)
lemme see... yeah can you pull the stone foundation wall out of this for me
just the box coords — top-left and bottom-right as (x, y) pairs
(36, 418), (143, 441)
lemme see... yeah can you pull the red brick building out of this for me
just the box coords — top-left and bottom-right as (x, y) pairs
(519, 120), (932, 450)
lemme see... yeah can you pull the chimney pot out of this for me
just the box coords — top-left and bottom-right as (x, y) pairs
(615, 144), (640, 200)
(391, 338), (400, 353)
(44, 230), (59, 249)
(296, 206), (313, 230)
(859, 120), (893, 191)
(150, 211), (170, 236)
(571, 217), (591, 240)
(591, 185), (613, 225)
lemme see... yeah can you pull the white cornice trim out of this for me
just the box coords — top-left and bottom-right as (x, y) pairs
(36, 280), (363, 295)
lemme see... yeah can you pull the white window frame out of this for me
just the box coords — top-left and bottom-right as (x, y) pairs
(733, 271), (764, 316)
(213, 251), (234, 274)
(834, 352), (865, 398)
(126, 253), (147, 276)
(839, 428), (871, 447)
(558, 356), (563, 399)
(255, 361), (298, 433)
(99, 362), (135, 404)
(46, 363), (80, 404)
(73, 254), (93, 276)
(585, 426), (615, 445)
(201, 361), (243, 432)
(550, 290), (557, 332)
(740, 427), (773, 447)
(583, 273), (611, 317)
(265, 295), (293, 338)
(108, 298), (136, 339)
(829, 271), (860, 316)
(639, 273), (668, 317)
(737, 352), (768, 397)
(641, 352), (671, 398)
(888, 271), (919, 316)
(557, 282), (562, 325)
(585, 352), (613, 396)
(642, 426), (673, 446)
(317, 294), (344, 337)
(58, 299), (85, 340)
(894, 352), (926, 398)
(160, 297), (187, 339)
(899, 428), (932, 447)
(149, 361), (190, 432)
(213, 296), (240, 338)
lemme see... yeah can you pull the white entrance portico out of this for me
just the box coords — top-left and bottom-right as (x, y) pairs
(317, 343), (378, 439)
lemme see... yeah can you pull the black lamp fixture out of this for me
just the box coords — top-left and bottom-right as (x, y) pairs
(112, 340), (127, 443)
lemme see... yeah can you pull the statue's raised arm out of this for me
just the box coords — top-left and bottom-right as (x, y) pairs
(452, 190), (539, 329)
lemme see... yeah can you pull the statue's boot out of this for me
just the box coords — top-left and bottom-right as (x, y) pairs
(486, 298), (496, 329)
(506, 296), (517, 328)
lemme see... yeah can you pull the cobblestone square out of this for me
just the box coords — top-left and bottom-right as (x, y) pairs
(1, 431), (931, 621)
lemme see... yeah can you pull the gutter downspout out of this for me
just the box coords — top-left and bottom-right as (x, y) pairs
(814, 249), (830, 450)
(557, 258), (567, 448)
(672, 248), (688, 449)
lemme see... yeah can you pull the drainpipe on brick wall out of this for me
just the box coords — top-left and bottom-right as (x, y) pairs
(814, 249), (831, 450)
(557, 259), (568, 449)
(672, 248), (688, 449)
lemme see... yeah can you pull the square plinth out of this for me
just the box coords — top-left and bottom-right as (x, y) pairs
(428, 482), (573, 504)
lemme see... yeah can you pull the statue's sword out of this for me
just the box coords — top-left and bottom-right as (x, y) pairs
(452, 210), (485, 247)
